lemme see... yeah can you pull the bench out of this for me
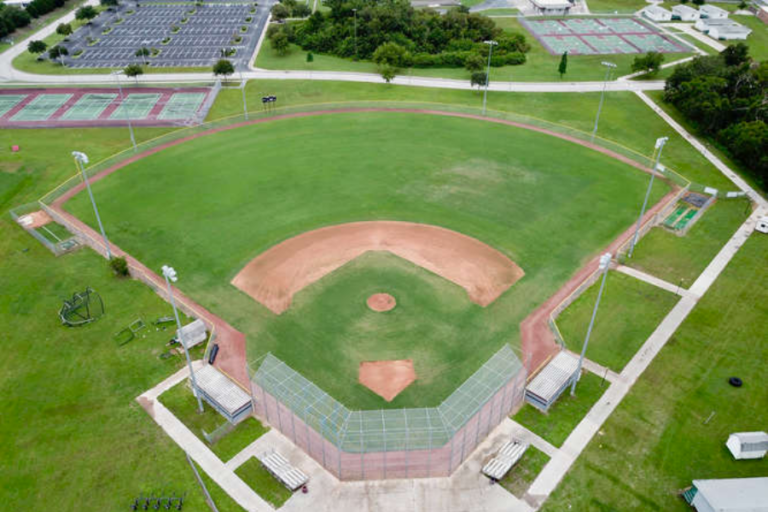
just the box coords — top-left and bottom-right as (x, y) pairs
(258, 451), (308, 492)
(482, 439), (529, 482)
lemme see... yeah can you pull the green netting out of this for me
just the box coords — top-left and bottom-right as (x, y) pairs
(252, 345), (522, 453)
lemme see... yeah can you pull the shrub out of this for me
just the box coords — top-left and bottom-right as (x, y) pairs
(110, 256), (129, 277)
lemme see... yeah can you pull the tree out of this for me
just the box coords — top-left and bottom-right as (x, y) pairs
(271, 30), (290, 55)
(721, 43), (749, 67)
(100, 0), (119, 5)
(293, 3), (311, 17)
(213, 58), (235, 82)
(306, 51), (313, 63)
(124, 63), (143, 83)
(56, 23), (72, 36)
(75, 6), (98, 20)
(738, 0), (748, 9)
(470, 71), (487, 90)
(372, 42), (411, 68)
(558, 51), (568, 78)
(692, 0), (704, 5)
(464, 53), (484, 73)
(135, 46), (150, 65)
(380, 64), (396, 83)
(631, 51), (664, 76)
(48, 45), (68, 66)
(271, 3), (290, 20)
(28, 40), (48, 55)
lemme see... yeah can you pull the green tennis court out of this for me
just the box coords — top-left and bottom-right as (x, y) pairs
(11, 94), (72, 121)
(0, 95), (27, 117)
(109, 93), (160, 120)
(61, 93), (117, 121)
(158, 93), (206, 120)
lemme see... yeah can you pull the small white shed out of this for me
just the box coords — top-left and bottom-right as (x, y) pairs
(672, 4), (700, 22)
(643, 5), (673, 22)
(699, 4), (729, 19)
(687, 478), (768, 512)
(709, 21), (752, 40)
(757, 216), (768, 234)
(727, 432), (768, 460)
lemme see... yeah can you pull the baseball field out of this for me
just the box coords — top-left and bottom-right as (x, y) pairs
(63, 110), (669, 410)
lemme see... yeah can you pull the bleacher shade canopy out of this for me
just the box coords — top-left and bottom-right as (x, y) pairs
(195, 364), (252, 423)
(525, 351), (579, 412)
(689, 478), (768, 512)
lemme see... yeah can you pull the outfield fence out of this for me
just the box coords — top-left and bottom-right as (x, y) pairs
(250, 345), (527, 480)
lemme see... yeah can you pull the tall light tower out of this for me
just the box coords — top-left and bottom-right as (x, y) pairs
(628, 136), (669, 258)
(111, 70), (138, 151)
(162, 265), (204, 413)
(571, 252), (612, 396)
(482, 40), (498, 116)
(239, 70), (248, 120)
(591, 61), (617, 143)
(73, 151), (112, 260)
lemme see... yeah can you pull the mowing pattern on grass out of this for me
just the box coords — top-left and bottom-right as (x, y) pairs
(521, 17), (686, 55)
(0, 87), (213, 128)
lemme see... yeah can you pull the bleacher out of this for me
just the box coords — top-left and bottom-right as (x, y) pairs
(482, 439), (529, 482)
(258, 451), (308, 492)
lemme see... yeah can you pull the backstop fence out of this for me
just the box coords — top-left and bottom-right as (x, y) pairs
(250, 345), (527, 480)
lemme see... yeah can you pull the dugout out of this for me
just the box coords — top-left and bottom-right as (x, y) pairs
(195, 364), (253, 424)
(524, 351), (579, 412)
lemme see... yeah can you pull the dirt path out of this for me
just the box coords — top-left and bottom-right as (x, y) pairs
(49, 107), (673, 391)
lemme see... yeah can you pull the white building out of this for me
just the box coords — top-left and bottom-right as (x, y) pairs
(727, 432), (768, 459)
(529, 0), (573, 16)
(672, 4), (700, 22)
(757, 216), (768, 234)
(686, 478), (768, 512)
(2, 0), (32, 6)
(643, 5), (673, 22)
(695, 18), (752, 40)
(699, 4), (729, 19)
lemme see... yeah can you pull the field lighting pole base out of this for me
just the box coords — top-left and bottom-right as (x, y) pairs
(628, 136), (668, 258)
(163, 265), (204, 413)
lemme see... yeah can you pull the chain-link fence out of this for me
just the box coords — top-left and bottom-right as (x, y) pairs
(9, 203), (80, 256)
(250, 345), (526, 480)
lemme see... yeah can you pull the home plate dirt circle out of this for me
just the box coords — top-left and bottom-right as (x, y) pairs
(367, 293), (396, 312)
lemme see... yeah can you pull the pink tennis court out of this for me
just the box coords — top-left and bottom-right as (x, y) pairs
(0, 86), (216, 128)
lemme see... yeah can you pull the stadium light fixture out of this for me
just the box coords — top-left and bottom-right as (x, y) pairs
(571, 252), (612, 396)
(628, 136), (669, 258)
(162, 265), (204, 413)
(482, 40), (498, 116)
(591, 61), (618, 143)
(239, 70), (248, 120)
(73, 151), (112, 260)
(111, 70), (137, 152)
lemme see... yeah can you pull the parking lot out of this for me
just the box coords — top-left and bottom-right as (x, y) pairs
(63, 0), (275, 70)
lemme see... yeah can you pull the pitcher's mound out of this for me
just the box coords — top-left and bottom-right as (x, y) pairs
(359, 360), (416, 401)
(367, 293), (396, 312)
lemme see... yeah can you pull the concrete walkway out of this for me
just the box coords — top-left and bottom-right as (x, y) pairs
(666, 23), (727, 52)
(616, 264), (693, 298)
(524, 207), (762, 508)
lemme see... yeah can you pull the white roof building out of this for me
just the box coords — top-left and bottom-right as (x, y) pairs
(700, 4), (729, 19)
(525, 351), (579, 412)
(727, 432), (768, 460)
(529, 0), (572, 16)
(695, 18), (752, 40)
(672, 4), (700, 22)
(689, 478), (768, 512)
(643, 5), (673, 22)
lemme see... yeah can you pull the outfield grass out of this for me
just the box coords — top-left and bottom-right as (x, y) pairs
(557, 271), (679, 372)
(235, 458), (294, 508)
(159, 381), (269, 461)
(514, 371), (608, 447)
(499, 446), (551, 497)
(629, 198), (752, 284)
(64, 111), (668, 409)
(541, 231), (768, 512)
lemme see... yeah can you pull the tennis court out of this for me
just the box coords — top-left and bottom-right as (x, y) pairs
(543, 36), (596, 55)
(109, 93), (161, 120)
(584, 35), (638, 54)
(158, 92), (206, 120)
(61, 93), (117, 121)
(624, 34), (683, 53)
(11, 94), (72, 121)
(0, 95), (26, 117)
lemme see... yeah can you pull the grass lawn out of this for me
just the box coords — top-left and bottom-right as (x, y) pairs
(728, 14), (768, 62)
(557, 271), (679, 372)
(541, 232), (768, 512)
(159, 381), (269, 461)
(235, 457), (294, 508)
(64, 111), (668, 409)
(514, 371), (609, 447)
(499, 446), (551, 497)
(628, 198), (752, 284)
(586, 0), (647, 13)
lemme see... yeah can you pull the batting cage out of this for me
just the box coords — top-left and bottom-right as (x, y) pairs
(250, 345), (527, 480)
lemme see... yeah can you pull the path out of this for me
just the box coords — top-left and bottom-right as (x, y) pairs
(666, 23), (727, 52)
(525, 207), (762, 508)
(616, 264), (694, 297)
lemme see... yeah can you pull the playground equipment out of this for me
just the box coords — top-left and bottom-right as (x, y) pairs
(114, 318), (147, 346)
(58, 288), (104, 326)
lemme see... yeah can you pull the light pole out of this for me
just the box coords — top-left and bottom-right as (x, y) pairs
(73, 151), (112, 260)
(352, 8), (358, 60)
(239, 70), (248, 120)
(571, 252), (612, 396)
(628, 136), (669, 258)
(111, 70), (137, 151)
(162, 265), (204, 413)
(591, 61), (617, 143)
(482, 40), (498, 116)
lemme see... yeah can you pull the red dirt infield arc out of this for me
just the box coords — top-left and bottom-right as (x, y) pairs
(51, 107), (677, 387)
